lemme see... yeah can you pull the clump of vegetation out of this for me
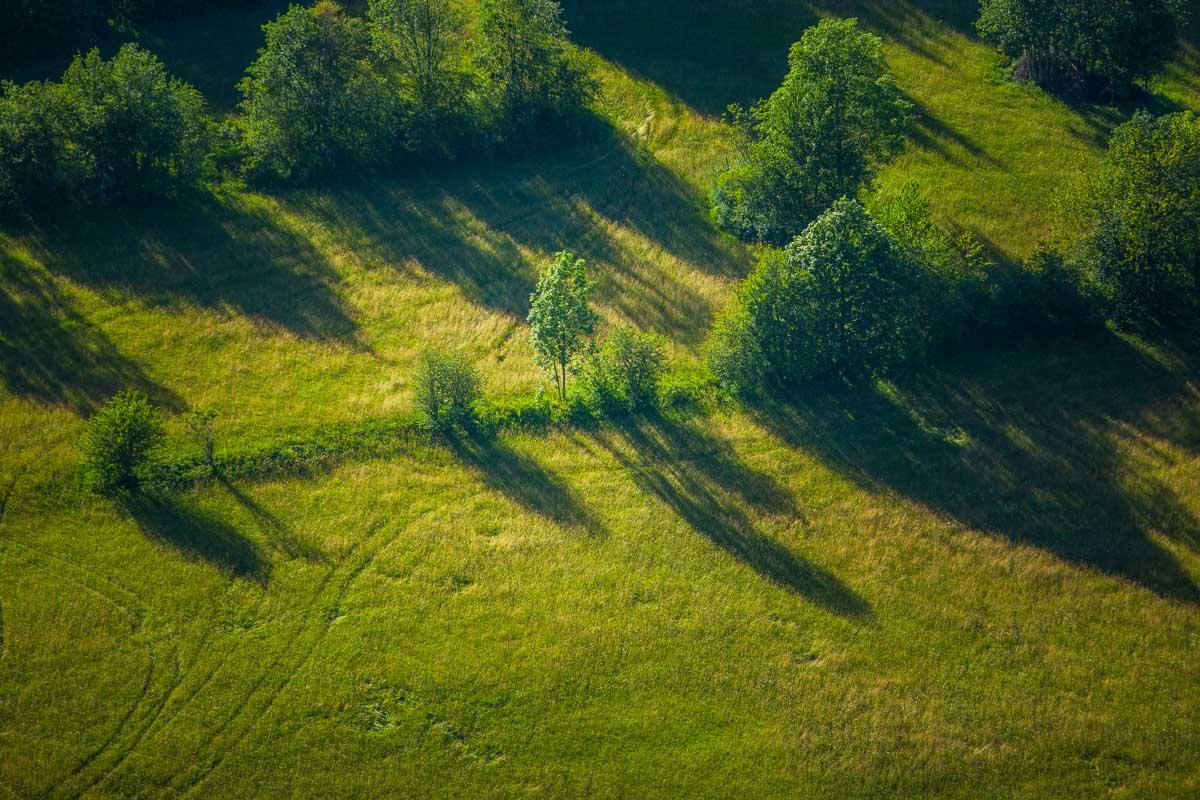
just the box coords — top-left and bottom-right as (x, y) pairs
(414, 349), (482, 432)
(0, 44), (210, 212)
(708, 199), (923, 394)
(478, 0), (597, 146)
(1065, 111), (1200, 326)
(711, 18), (911, 245)
(238, 2), (400, 183)
(184, 408), (219, 470)
(528, 250), (599, 401)
(582, 327), (668, 414)
(81, 390), (165, 497)
(976, 0), (1189, 96)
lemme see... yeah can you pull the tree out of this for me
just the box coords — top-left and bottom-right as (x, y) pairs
(1066, 111), (1200, 325)
(414, 349), (481, 432)
(184, 408), (218, 469)
(82, 390), (165, 497)
(478, 0), (596, 141)
(712, 18), (911, 245)
(976, 0), (1188, 95)
(707, 199), (923, 393)
(238, 1), (399, 182)
(367, 0), (470, 152)
(528, 250), (598, 401)
(0, 44), (210, 211)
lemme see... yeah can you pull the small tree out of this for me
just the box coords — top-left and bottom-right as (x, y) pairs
(1067, 111), (1200, 325)
(82, 390), (165, 496)
(583, 327), (668, 413)
(528, 250), (598, 401)
(414, 349), (481, 432)
(184, 408), (218, 469)
(712, 18), (911, 245)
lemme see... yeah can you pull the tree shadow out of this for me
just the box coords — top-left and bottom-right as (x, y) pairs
(281, 122), (742, 344)
(905, 91), (1005, 169)
(752, 333), (1200, 603)
(0, 255), (182, 414)
(123, 493), (269, 582)
(7, 190), (363, 346)
(218, 476), (325, 562)
(448, 430), (604, 535)
(595, 414), (873, 619)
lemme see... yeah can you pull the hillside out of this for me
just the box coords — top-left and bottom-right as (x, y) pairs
(2, 1), (1200, 797)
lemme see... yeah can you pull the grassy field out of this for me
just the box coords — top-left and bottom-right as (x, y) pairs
(2, 0), (1200, 797)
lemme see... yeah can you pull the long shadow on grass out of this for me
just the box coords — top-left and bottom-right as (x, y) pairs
(449, 430), (604, 535)
(124, 494), (269, 582)
(754, 333), (1200, 603)
(6, 190), (361, 345)
(219, 476), (324, 562)
(0, 257), (182, 413)
(596, 415), (872, 619)
(280, 122), (743, 344)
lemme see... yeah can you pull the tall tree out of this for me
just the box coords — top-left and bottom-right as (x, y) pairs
(527, 251), (598, 401)
(368, 0), (460, 110)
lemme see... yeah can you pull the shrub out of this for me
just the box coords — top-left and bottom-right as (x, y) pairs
(1066, 111), (1200, 326)
(711, 18), (911, 245)
(238, 2), (401, 183)
(82, 390), (165, 496)
(478, 0), (596, 145)
(708, 199), (924, 394)
(528, 250), (598, 401)
(184, 408), (218, 468)
(976, 0), (1188, 96)
(582, 327), (668, 414)
(414, 349), (481, 432)
(0, 45), (210, 212)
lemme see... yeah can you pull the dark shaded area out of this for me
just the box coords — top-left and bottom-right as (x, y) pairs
(282, 123), (741, 341)
(7, 190), (362, 345)
(449, 430), (603, 535)
(0, 257), (182, 414)
(219, 476), (324, 561)
(124, 493), (269, 581)
(596, 415), (872, 618)
(753, 332), (1200, 603)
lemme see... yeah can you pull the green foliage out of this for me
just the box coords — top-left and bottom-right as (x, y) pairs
(1066, 111), (1200, 326)
(478, 0), (597, 144)
(238, 2), (400, 183)
(708, 199), (923, 393)
(414, 349), (482, 432)
(0, 44), (210, 212)
(367, 0), (474, 154)
(582, 327), (668, 413)
(82, 390), (165, 496)
(976, 0), (1188, 94)
(528, 250), (598, 401)
(712, 18), (911, 245)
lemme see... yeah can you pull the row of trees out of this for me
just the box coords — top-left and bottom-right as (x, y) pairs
(976, 0), (1190, 96)
(0, 0), (595, 212)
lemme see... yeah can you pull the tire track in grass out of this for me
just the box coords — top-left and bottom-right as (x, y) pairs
(155, 516), (390, 797)
(176, 506), (437, 798)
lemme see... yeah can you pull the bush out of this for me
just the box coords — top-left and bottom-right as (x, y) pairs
(414, 349), (481, 432)
(0, 45), (210, 212)
(82, 390), (165, 496)
(184, 408), (218, 468)
(478, 0), (597, 146)
(582, 327), (668, 414)
(708, 199), (924, 394)
(238, 2), (401, 183)
(977, 0), (1188, 96)
(711, 18), (911, 245)
(1066, 111), (1200, 326)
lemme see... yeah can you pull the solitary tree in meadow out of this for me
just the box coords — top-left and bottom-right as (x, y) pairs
(527, 250), (598, 401)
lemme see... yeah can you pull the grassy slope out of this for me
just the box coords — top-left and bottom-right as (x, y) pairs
(2, 1), (1200, 797)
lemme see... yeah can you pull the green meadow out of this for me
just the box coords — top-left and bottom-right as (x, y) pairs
(2, 1), (1200, 797)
